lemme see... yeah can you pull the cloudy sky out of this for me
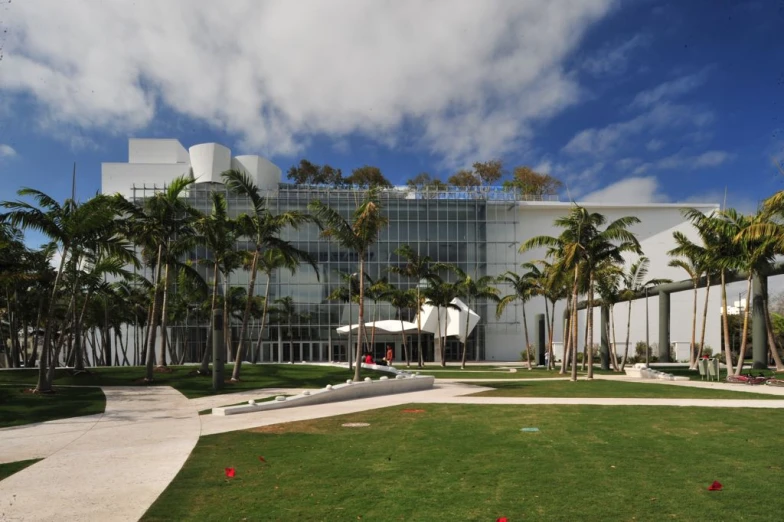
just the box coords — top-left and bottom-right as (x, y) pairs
(0, 0), (782, 213)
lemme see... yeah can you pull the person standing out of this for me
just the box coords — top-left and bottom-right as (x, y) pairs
(385, 345), (394, 365)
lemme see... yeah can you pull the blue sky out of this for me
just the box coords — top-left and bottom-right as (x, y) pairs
(1, 0), (783, 224)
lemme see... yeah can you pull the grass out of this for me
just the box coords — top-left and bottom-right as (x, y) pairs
(468, 379), (783, 399)
(0, 364), (387, 399)
(142, 404), (784, 521)
(198, 395), (286, 415)
(0, 459), (41, 481)
(0, 386), (106, 428)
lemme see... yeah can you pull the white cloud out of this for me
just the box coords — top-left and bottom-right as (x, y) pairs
(581, 176), (669, 204)
(657, 150), (733, 170)
(0, 144), (17, 158)
(582, 34), (649, 76)
(646, 139), (664, 151)
(682, 190), (760, 215)
(0, 0), (616, 167)
(563, 102), (713, 156)
(630, 69), (710, 109)
(615, 157), (642, 171)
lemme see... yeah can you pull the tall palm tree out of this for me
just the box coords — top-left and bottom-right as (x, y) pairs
(380, 286), (418, 367)
(619, 257), (669, 370)
(388, 244), (446, 368)
(594, 260), (623, 371)
(309, 188), (389, 381)
(193, 192), (242, 375)
(366, 275), (391, 354)
(422, 277), (460, 367)
(222, 170), (316, 380)
(327, 270), (362, 368)
(521, 205), (640, 381)
(682, 208), (743, 370)
(249, 248), (302, 365)
(496, 269), (535, 370)
(453, 268), (499, 369)
(2, 189), (124, 392)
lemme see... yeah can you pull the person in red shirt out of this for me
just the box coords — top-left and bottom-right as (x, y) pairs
(385, 346), (393, 365)
(364, 353), (373, 364)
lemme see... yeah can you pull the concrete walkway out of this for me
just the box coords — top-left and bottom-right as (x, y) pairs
(0, 387), (200, 522)
(4, 378), (784, 521)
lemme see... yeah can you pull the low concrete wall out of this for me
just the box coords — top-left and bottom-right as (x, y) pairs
(212, 374), (435, 416)
(624, 363), (690, 381)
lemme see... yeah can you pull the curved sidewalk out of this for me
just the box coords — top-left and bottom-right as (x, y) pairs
(0, 386), (200, 522)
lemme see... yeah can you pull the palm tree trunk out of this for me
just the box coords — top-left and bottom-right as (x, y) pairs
(560, 299), (570, 374)
(36, 244), (69, 393)
(694, 275), (711, 367)
(609, 306), (619, 371)
(587, 274), (595, 379)
(620, 299), (632, 371)
(233, 248), (260, 380)
(251, 273), (272, 365)
(417, 290), (424, 368)
(762, 278), (784, 371)
(159, 261), (171, 367)
(570, 264), (579, 382)
(522, 302), (532, 370)
(735, 274), (753, 375)
(548, 299), (556, 371)
(460, 298), (471, 370)
(721, 270), (732, 370)
(400, 317), (410, 367)
(436, 305), (445, 367)
(581, 307), (589, 371)
(145, 246), (164, 381)
(690, 280), (698, 368)
(223, 273), (231, 363)
(354, 257), (366, 381)
(198, 262), (220, 374)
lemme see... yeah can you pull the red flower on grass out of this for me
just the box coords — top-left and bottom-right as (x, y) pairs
(707, 481), (722, 491)
(225, 467), (236, 478)
(496, 517), (509, 522)
(259, 456), (266, 462)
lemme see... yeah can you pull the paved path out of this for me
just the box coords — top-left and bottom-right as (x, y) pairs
(0, 387), (200, 522)
(5, 378), (784, 521)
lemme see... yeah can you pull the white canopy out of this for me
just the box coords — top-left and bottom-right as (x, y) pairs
(335, 319), (419, 334)
(335, 299), (480, 343)
(420, 297), (480, 343)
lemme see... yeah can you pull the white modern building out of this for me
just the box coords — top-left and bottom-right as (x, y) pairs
(102, 139), (721, 364)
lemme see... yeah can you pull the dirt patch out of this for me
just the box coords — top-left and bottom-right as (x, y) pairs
(154, 366), (175, 374)
(249, 418), (343, 435)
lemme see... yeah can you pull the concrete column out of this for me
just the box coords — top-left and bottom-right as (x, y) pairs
(277, 328), (283, 363)
(600, 305), (610, 370)
(212, 309), (224, 391)
(535, 314), (546, 366)
(433, 336), (442, 363)
(658, 291), (670, 363)
(752, 274), (768, 369)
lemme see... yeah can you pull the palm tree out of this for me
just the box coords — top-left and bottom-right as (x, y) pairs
(453, 268), (499, 369)
(496, 269), (535, 370)
(380, 286), (418, 367)
(309, 188), (389, 381)
(594, 260), (623, 371)
(327, 270), (361, 368)
(619, 257), (669, 370)
(249, 248), (302, 365)
(2, 189), (123, 392)
(521, 205), (640, 381)
(222, 170), (316, 381)
(422, 277), (460, 367)
(366, 275), (391, 354)
(388, 244), (445, 368)
(193, 192), (242, 375)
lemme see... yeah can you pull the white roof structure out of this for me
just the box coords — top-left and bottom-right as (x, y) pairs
(336, 298), (480, 343)
(420, 298), (480, 343)
(336, 320), (419, 334)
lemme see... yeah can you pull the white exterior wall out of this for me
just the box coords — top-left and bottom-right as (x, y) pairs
(101, 139), (280, 197)
(485, 202), (720, 361)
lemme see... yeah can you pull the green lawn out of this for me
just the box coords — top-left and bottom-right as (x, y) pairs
(415, 367), (570, 380)
(0, 365), (387, 399)
(142, 404), (784, 521)
(0, 459), (41, 481)
(0, 386), (106, 428)
(469, 379), (782, 399)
